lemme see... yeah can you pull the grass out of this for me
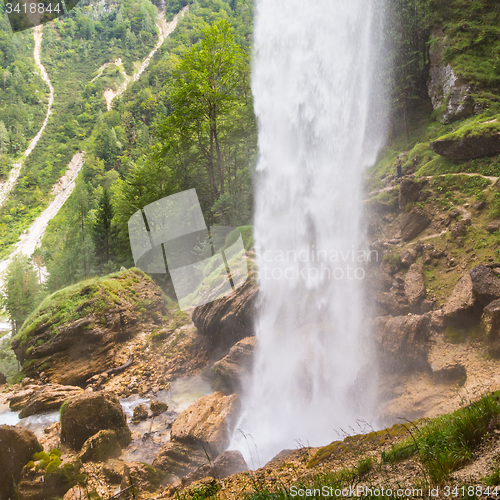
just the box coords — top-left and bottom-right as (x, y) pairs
(382, 393), (500, 485)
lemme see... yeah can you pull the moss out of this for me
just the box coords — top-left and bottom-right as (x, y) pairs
(436, 117), (500, 142)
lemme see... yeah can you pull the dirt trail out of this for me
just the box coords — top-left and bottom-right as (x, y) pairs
(0, 25), (54, 209)
(103, 5), (189, 110)
(0, 152), (85, 287)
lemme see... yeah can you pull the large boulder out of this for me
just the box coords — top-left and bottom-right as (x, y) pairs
(8, 385), (38, 410)
(481, 299), (500, 357)
(171, 392), (240, 457)
(404, 263), (426, 307)
(60, 392), (131, 450)
(19, 384), (83, 418)
(211, 336), (255, 394)
(0, 425), (42, 500)
(12, 269), (165, 386)
(181, 450), (248, 486)
(192, 276), (257, 353)
(78, 430), (121, 462)
(431, 132), (500, 161)
(373, 314), (431, 372)
(400, 210), (431, 241)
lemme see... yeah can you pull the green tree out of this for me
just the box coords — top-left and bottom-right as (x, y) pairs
(0, 120), (9, 156)
(93, 188), (114, 266)
(1, 255), (40, 334)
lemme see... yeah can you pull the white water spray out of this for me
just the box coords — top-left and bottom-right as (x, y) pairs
(231, 0), (388, 466)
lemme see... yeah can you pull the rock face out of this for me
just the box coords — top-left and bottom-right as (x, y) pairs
(171, 392), (240, 456)
(427, 27), (474, 123)
(374, 314), (431, 372)
(0, 425), (42, 500)
(19, 384), (83, 418)
(482, 299), (500, 357)
(399, 178), (427, 208)
(192, 276), (257, 353)
(12, 269), (166, 386)
(182, 450), (248, 486)
(400, 210), (431, 241)
(79, 430), (121, 462)
(211, 336), (255, 394)
(152, 441), (208, 478)
(431, 133), (500, 161)
(60, 392), (131, 450)
(404, 263), (426, 307)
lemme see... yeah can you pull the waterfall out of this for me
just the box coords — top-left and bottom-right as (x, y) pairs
(231, 0), (388, 466)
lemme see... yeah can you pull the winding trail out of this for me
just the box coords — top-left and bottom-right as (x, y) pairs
(103, 5), (189, 110)
(0, 25), (54, 209)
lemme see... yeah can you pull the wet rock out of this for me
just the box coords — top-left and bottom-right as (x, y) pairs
(12, 269), (165, 386)
(150, 401), (168, 416)
(487, 220), (500, 233)
(404, 263), (426, 306)
(171, 392), (240, 457)
(79, 430), (121, 462)
(133, 404), (149, 422)
(121, 462), (164, 493)
(400, 209), (431, 241)
(432, 364), (467, 384)
(211, 337), (255, 394)
(373, 290), (410, 316)
(192, 276), (257, 353)
(19, 384), (83, 418)
(0, 425), (42, 500)
(431, 133), (500, 161)
(373, 314), (431, 372)
(60, 391), (131, 451)
(181, 450), (248, 486)
(102, 459), (125, 483)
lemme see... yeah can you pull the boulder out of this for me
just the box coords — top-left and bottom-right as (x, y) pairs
(60, 392), (131, 450)
(487, 221), (500, 233)
(450, 221), (467, 239)
(0, 425), (42, 500)
(443, 272), (480, 325)
(481, 299), (500, 357)
(182, 450), (248, 486)
(400, 249), (416, 268)
(19, 384), (83, 418)
(12, 269), (165, 386)
(432, 364), (467, 384)
(79, 430), (121, 462)
(373, 314), (431, 372)
(121, 462), (164, 493)
(8, 385), (38, 410)
(192, 276), (257, 353)
(63, 486), (87, 500)
(400, 210), (431, 241)
(404, 263), (426, 306)
(152, 441), (208, 478)
(373, 290), (410, 316)
(17, 454), (81, 500)
(399, 178), (427, 208)
(211, 337), (255, 394)
(133, 404), (149, 422)
(150, 401), (168, 416)
(431, 133), (500, 161)
(171, 392), (240, 457)
(470, 264), (500, 306)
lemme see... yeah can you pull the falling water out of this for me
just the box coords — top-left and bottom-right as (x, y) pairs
(231, 0), (388, 465)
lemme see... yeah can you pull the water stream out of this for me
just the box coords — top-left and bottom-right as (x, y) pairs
(232, 0), (388, 466)
(0, 375), (211, 464)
